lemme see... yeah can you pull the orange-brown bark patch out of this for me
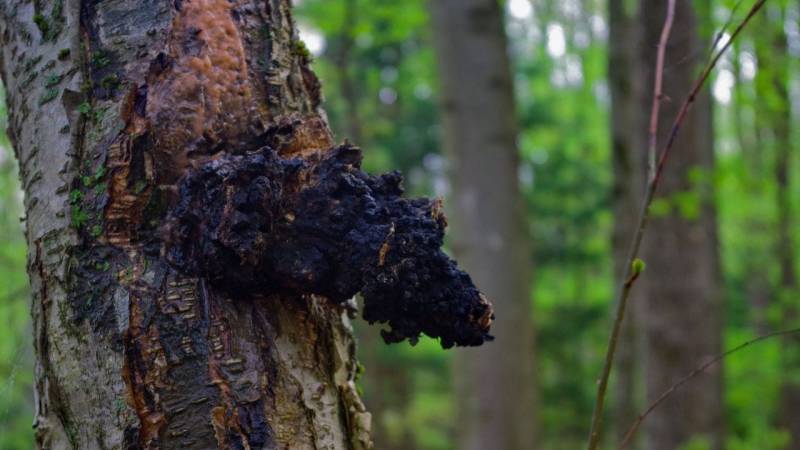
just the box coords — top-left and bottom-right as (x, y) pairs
(146, 0), (265, 183)
(123, 291), (169, 447)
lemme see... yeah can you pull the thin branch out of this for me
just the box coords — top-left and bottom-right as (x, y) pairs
(586, 0), (676, 447)
(585, 2), (768, 449)
(657, 0), (767, 183)
(708, 0), (745, 59)
(647, 0), (676, 182)
(620, 327), (800, 448)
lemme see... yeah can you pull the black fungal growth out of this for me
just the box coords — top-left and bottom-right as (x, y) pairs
(166, 144), (494, 348)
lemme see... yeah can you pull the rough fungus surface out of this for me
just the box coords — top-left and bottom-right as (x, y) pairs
(166, 143), (494, 348)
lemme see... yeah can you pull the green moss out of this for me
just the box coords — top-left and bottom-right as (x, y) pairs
(93, 107), (107, 123)
(293, 40), (312, 60)
(44, 74), (62, 88)
(58, 48), (71, 60)
(38, 87), (59, 105)
(91, 52), (111, 68)
(69, 189), (83, 204)
(51, 0), (64, 22)
(77, 102), (91, 115)
(90, 225), (103, 238)
(355, 361), (366, 382)
(33, 14), (50, 37)
(100, 74), (119, 90)
(71, 208), (89, 228)
(33, 2), (63, 42)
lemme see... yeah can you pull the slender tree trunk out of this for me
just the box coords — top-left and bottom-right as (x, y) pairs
(428, 1), (537, 449)
(0, 1), (375, 448)
(733, 39), (772, 335)
(754, 5), (800, 444)
(608, 0), (643, 447)
(638, 1), (724, 449)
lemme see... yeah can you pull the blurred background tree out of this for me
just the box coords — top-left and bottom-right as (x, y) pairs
(0, 0), (798, 448)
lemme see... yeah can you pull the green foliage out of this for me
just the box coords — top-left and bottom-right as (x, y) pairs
(0, 85), (34, 449)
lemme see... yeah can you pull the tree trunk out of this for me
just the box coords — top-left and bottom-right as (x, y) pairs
(638, 1), (724, 450)
(754, 5), (800, 444)
(428, 1), (537, 449)
(0, 1), (374, 448)
(608, 0), (644, 447)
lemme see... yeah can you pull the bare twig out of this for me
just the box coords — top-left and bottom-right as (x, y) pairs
(586, 2), (768, 449)
(586, 1), (675, 447)
(620, 327), (800, 448)
(647, 0), (676, 182)
(708, 0), (745, 59)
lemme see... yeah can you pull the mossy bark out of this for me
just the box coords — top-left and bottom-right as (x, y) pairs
(0, 1), (373, 448)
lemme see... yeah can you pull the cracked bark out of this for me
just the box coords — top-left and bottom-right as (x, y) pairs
(1, 0), (491, 448)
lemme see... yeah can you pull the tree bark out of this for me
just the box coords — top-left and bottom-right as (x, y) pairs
(0, 1), (375, 448)
(608, 0), (644, 447)
(638, 2), (724, 450)
(753, 5), (800, 444)
(428, 1), (537, 449)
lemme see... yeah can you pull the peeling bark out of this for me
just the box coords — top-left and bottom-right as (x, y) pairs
(1, 0), (491, 448)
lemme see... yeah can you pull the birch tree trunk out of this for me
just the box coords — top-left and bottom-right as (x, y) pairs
(428, 1), (537, 449)
(638, 1), (724, 449)
(0, 1), (374, 448)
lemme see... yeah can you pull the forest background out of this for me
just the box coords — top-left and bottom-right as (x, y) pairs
(0, 0), (797, 449)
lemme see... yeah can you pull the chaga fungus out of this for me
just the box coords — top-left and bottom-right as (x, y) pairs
(166, 143), (493, 348)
